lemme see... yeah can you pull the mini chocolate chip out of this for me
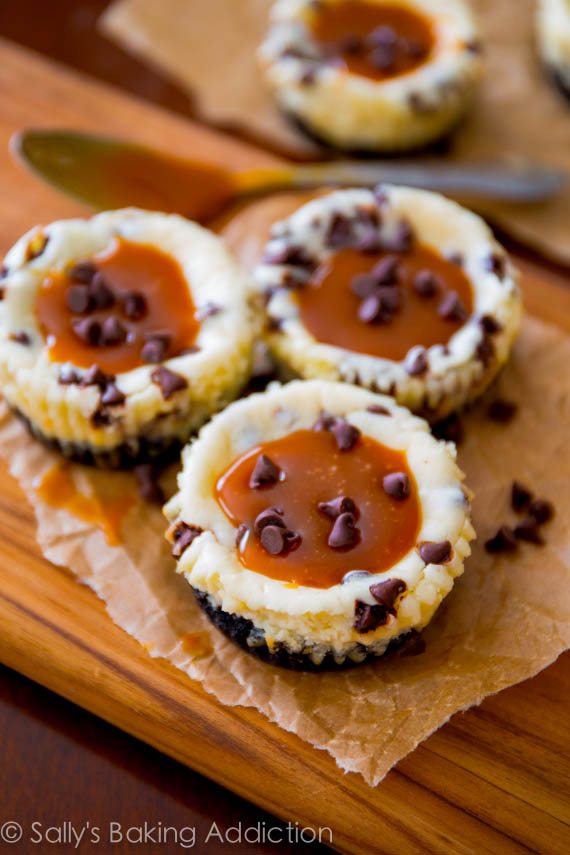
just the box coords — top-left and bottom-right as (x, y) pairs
(328, 512), (359, 549)
(370, 254), (399, 286)
(413, 270), (439, 298)
(326, 214), (353, 249)
(432, 413), (464, 445)
(367, 403), (392, 416)
(512, 481), (533, 513)
(262, 243), (314, 267)
(382, 472), (410, 500)
(353, 601), (388, 633)
(419, 540), (452, 564)
(485, 253), (507, 279)
(367, 25), (397, 48)
(101, 316), (127, 346)
(0, 264), (8, 280)
(318, 496), (356, 518)
(299, 65), (318, 85)
(151, 366), (188, 400)
(338, 33), (363, 54)
(101, 383), (126, 406)
(397, 629), (426, 657)
(141, 335), (169, 364)
(408, 92), (431, 113)
(235, 523), (249, 547)
(89, 272), (115, 309)
(260, 524), (287, 555)
(135, 463), (165, 505)
(358, 294), (386, 324)
(171, 521), (203, 558)
(448, 252), (464, 267)
(377, 286), (401, 313)
(80, 365), (110, 388)
(351, 273), (379, 299)
(0, 286), (5, 301)
(283, 529), (302, 551)
(58, 366), (81, 385)
(341, 570), (372, 585)
(254, 507), (286, 534)
(67, 284), (94, 314)
(69, 260), (97, 284)
(332, 419), (361, 451)
(196, 302), (222, 322)
(529, 499), (555, 525)
(313, 411), (337, 432)
(513, 516), (544, 545)
(249, 454), (282, 489)
(406, 348), (428, 376)
(438, 291), (468, 322)
(91, 408), (114, 428)
(480, 314), (502, 334)
(122, 291), (147, 321)
(487, 398), (517, 423)
(484, 526), (517, 553)
(8, 331), (31, 345)
(357, 228), (382, 254)
(72, 317), (102, 346)
(369, 42), (397, 70)
(465, 39), (482, 55)
(369, 578), (406, 610)
(477, 335), (495, 367)
(403, 38), (428, 59)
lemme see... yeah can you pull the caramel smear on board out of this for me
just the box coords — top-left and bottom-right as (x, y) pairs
(35, 463), (136, 546)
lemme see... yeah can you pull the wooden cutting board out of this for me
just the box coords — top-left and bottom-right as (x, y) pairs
(0, 38), (568, 855)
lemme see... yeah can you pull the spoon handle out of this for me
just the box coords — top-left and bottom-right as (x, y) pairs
(239, 160), (566, 203)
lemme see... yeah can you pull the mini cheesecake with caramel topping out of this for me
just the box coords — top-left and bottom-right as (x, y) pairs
(254, 185), (522, 421)
(259, 0), (483, 151)
(0, 209), (256, 466)
(164, 380), (474, 669)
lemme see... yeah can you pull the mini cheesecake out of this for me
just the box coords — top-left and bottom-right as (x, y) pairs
(258, 0), (483, 151)
(0, 209), (256, 467)
(537, 0), (570, 97)
(254, 186), (522, 421)
(164, 380), (474, 669)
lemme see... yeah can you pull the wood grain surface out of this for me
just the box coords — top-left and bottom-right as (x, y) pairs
(0, 37), (569, 855)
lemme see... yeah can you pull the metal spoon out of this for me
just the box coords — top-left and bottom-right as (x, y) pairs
(11, 129), (565, 223)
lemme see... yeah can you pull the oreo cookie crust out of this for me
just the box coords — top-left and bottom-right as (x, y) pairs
(164, 380), (475, 668)
(258, 0), (483, 152)
(254, 185), (522, 422)
(0, 209), (257, 467)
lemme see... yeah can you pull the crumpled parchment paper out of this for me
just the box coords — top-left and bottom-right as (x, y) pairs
(1, 308), (569, 786)
(102, 0), (570, 265)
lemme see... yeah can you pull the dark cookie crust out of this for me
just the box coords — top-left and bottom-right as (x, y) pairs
(12, 407), (183, 469)
(194, 588), (414, 671)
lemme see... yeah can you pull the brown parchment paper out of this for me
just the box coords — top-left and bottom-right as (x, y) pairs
(1, 306), (570, 785)
(102, 0), (570, 265)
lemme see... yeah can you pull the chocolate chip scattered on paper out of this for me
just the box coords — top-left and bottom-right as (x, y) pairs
(102, 0), (570, 266)
(0, 311), (569, 786)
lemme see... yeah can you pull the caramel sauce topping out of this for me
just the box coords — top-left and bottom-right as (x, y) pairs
(35, 237), (199, 374)
(311, 0), (434, 81)
(297, 244), (473, 361)
(216, 428), (421, 589)
(35, 464), (136, 546)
